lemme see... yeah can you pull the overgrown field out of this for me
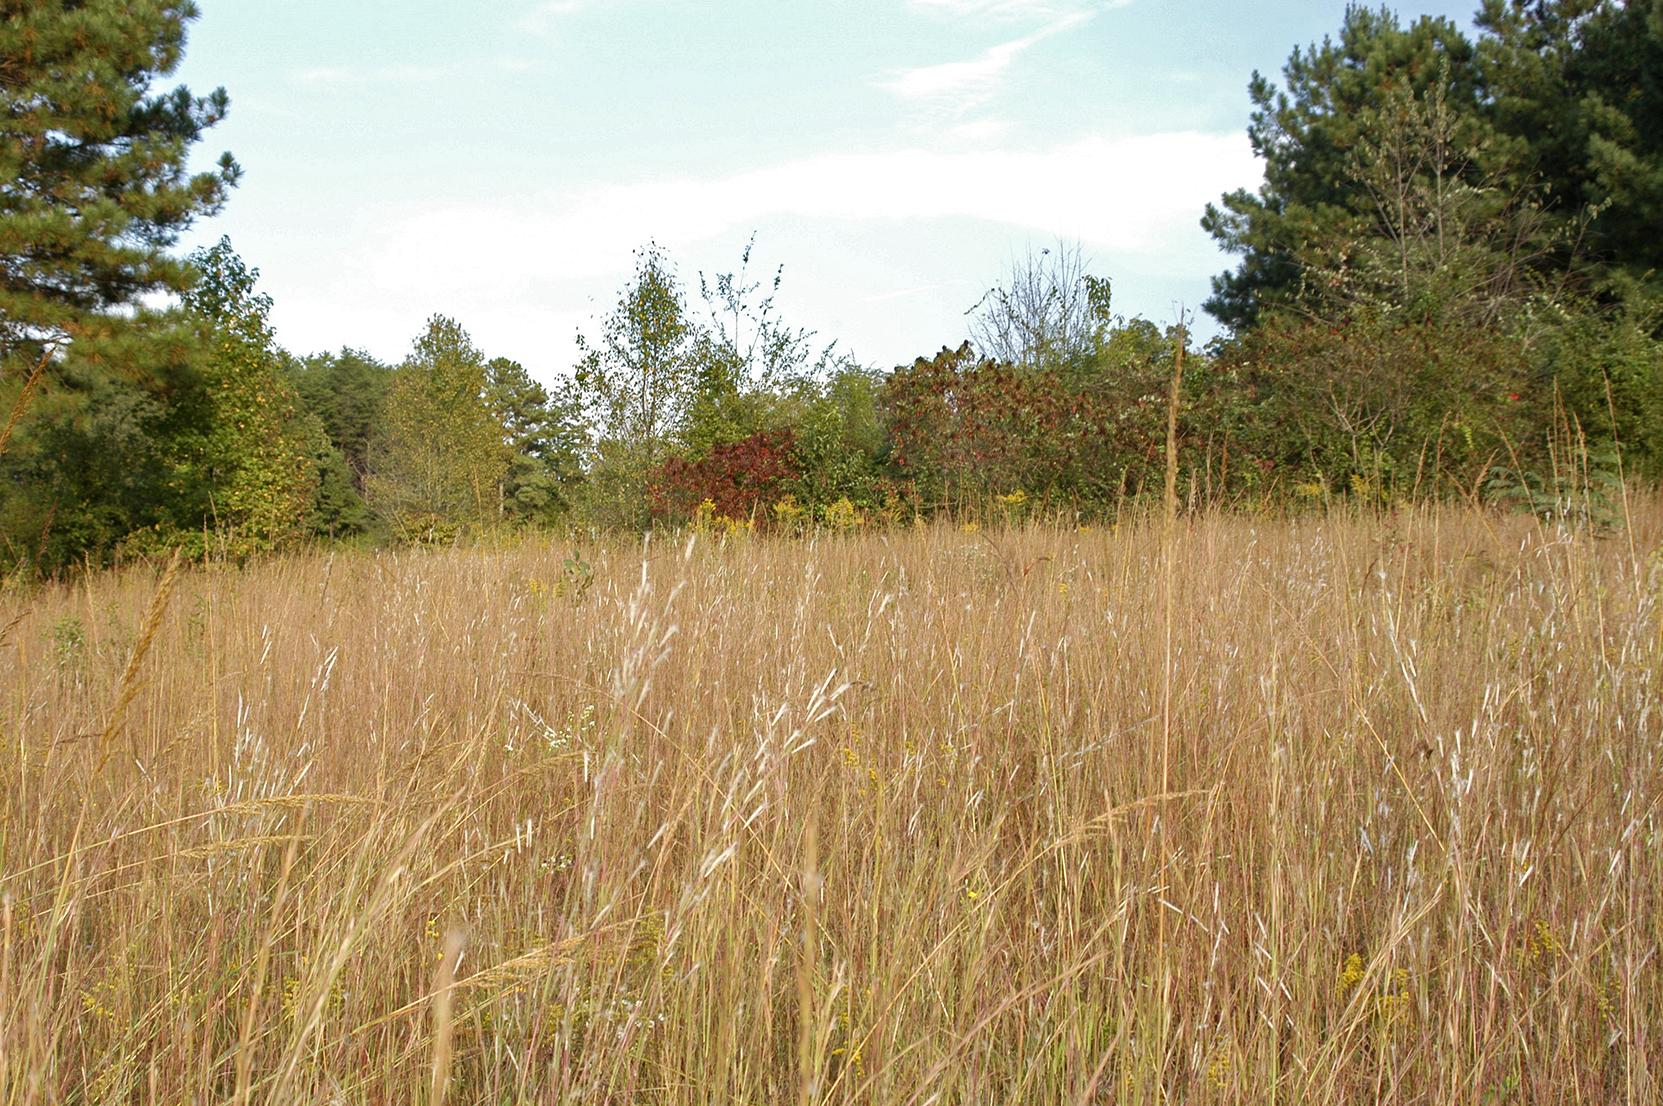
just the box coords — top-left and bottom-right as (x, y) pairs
(1, 505), (1660, 1104)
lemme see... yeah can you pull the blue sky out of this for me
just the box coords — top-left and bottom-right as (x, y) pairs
(171, 0), (1480, 382)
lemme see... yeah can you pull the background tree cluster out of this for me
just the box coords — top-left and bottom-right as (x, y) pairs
(1202, 0), (1663, 499)
(611, 0), (1663, 524)
(5, 0), (1663, 573)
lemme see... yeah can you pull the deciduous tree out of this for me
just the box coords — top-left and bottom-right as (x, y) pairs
(574, 244), (694, 471)
(373, 316), (508, 537)
(174, 237), (314, 553)
(968, 241), (1113, 376)
(682, 235), (825, 456)
(573, 244), (695, 528)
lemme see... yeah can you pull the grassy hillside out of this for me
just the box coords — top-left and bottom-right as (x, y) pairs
(1, 504), (1658, 1103)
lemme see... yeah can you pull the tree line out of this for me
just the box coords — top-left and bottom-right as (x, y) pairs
(2, 0), (1661, 572)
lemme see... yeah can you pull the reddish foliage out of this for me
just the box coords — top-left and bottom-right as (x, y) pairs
(882, 342), (1131, 507)
(649, 430), (799, 525)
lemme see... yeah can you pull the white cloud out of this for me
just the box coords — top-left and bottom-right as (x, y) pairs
(941, 118), (1013, 143)
(291, 64), (456, 85)
(882, 37), (1033, 106)
(516, 0), (589, 36)
(908, 0), (1114, 19)
(252, 131), (1258, 373)
(366, 130), (1257, 293)
(881, 14), (1089, 112)
(862, 283), (945, 303)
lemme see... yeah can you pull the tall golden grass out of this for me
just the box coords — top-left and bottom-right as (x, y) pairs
(1, 503), (1658, 1103)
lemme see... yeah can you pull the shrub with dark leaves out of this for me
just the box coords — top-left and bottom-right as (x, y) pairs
(649, 430), (798, 526)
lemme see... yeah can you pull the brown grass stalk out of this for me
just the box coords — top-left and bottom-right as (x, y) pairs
(430, 928), (466, 1106)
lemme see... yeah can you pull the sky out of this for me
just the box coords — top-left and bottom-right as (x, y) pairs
(169, 0), (1483, 384)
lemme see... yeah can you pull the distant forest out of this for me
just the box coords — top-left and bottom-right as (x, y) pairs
(3, 1), (1662, 570)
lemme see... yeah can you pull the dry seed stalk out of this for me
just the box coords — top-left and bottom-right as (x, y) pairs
(218, 793), (383, 814)
(1157, 317), (1184, 966)
(96, 548), (183, 771)
(233, 823), (303, 1106)
(797, 817), (821, 1106)
(354, 932), (594, 1037)
(0, 610), (26, 649)
(0, 346), (53, 460)
(178, 835), (316, 859)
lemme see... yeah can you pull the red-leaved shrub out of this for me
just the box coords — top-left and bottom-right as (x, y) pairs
(649, 430), (798, 526)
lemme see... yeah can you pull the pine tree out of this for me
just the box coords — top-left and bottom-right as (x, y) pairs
(485, 356), (585, 523)
(1203, 2), (1663, 331)
(1476, 0), (1663, 291)
(1199, 8), (1486, 331)
(0, 0), (238, 354)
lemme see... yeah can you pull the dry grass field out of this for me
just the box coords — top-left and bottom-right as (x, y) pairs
(1, 504), (1659, 1104)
